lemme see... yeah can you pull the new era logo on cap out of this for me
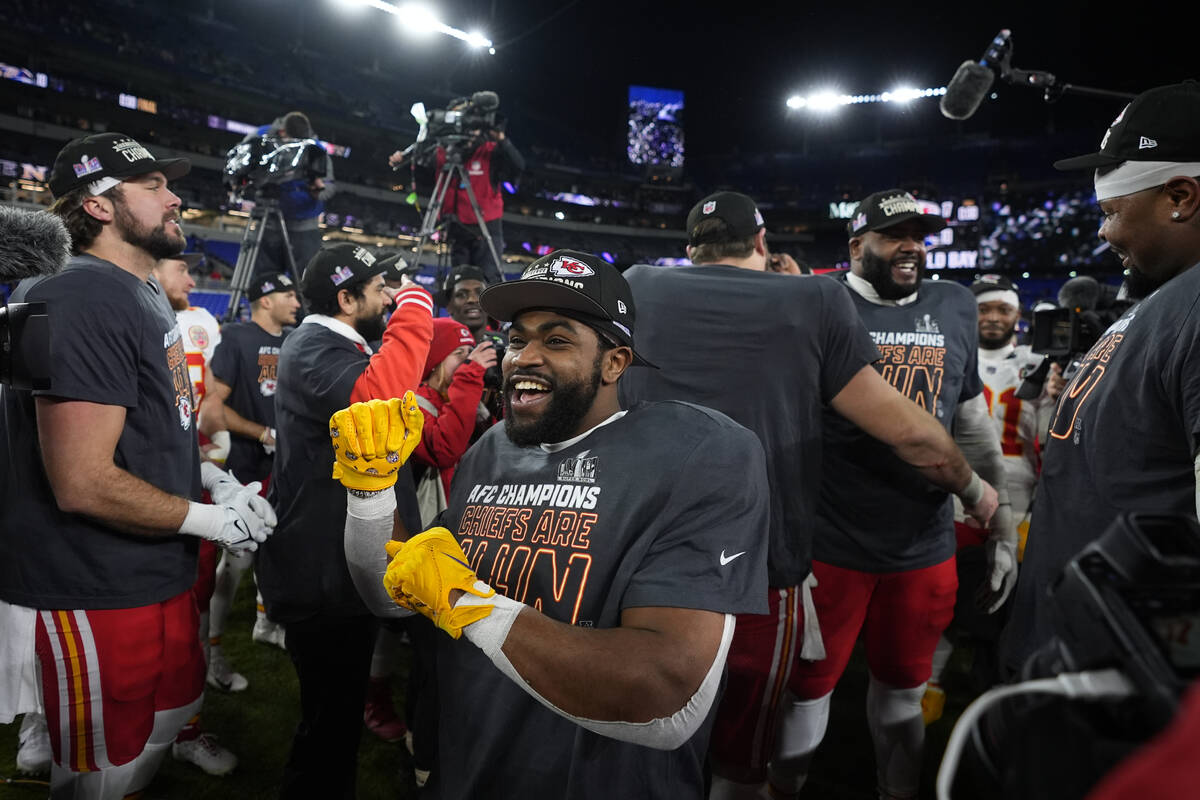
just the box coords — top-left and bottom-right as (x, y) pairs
(1139, 136), (1158, 150)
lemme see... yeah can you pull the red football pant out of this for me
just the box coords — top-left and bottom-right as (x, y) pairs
(34, 590), (205, 770)
(791, 557), (958, 698)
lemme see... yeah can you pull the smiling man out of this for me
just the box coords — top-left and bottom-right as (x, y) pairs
(341, 249), (771, 798)
(781, 191), (1014, 800)
(1001, 81), (1200, 674)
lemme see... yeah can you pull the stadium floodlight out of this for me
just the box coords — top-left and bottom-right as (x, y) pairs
(787, 85), (946, 111)
(332, 0), (493, 51)
(398, 3), (439, 34)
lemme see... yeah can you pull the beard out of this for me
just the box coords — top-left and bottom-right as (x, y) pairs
(354, 313), (386, 343)
(859, 246), (921, 300)
(979, 323), (1016, 349)
(113, 200), (184, 261)
(504, 356), (603, 447)
(1122, 266), (1162, 301)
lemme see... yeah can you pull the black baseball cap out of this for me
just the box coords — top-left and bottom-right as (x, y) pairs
(480, 249), (656, 368)
(49, 132), (190, 198)
(686, 192), (765, 245)
(847, 189), (947, 238)
(442, 265), (488, 295)
(299, 243), (388, 302)
(970, 274), (1018, 295)
(1054, 81), (1200, 170)
(249, 272), (296, 302)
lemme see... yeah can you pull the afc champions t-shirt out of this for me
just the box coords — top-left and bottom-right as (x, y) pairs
(433, 401), (769, 799)
(815, 276), (983, 572)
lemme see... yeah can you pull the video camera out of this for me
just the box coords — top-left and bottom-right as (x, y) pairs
(401, 91), (502, 165)
(223, 135), (329, 200)
(963, 514), (1196, 799)
(1016, 276), (1133, 400)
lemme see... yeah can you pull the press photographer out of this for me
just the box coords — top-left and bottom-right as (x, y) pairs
(388, 91), (524, 283)
(232, 111), (335, 284)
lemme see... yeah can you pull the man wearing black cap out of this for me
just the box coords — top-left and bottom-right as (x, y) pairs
(256, 242), (433, 798)
(618, 191), (999, 799)
(775, 190), (1012, 800)
(339, 248), (771, 798)
(1001, 81), (1200, 674)
(0, 133), (275, 798)
(199, 272), (300, 682)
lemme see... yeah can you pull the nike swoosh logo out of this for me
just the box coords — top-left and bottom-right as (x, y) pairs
(720, 550), (746, 566)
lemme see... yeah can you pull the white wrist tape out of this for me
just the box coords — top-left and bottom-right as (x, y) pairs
(958, 471), (984, 507)
(208, 430), (231, 462)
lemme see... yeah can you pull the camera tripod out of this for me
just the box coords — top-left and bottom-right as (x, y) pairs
(411, 147), (506, 285)
(224, 197), (297, 321)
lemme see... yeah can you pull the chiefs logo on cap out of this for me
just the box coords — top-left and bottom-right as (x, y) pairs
(548, 255), (595, 278)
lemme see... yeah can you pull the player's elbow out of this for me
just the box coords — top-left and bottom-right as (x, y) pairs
(49, 472), (100, 516)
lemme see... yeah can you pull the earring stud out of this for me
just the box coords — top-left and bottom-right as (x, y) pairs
(1173, 211), (1182, 219)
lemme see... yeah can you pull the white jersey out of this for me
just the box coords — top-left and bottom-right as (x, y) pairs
(175, 306), (222, 407)
(977, 342), (1051, 517)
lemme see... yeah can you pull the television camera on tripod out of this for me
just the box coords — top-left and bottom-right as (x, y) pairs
(390, 91), (524, 287)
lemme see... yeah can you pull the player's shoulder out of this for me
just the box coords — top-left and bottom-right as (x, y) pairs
(1011, 343), (1045, 366)
(622, 400), (763, 451)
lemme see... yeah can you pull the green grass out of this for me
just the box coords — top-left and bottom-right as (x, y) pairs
(0, 574), (981, 799)
(0, 571), (421, 800)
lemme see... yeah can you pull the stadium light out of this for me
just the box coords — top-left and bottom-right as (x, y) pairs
(786, 85), (946, 111)
(331, 0), (493, 52)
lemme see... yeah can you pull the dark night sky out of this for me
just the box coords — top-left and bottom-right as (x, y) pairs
(215, 1), (1181, 164)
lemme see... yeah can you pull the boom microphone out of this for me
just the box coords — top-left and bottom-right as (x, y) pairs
(0, 206), (71, 282)
(1058, 275), (1102, 311)
(939, 29), (1012, 121)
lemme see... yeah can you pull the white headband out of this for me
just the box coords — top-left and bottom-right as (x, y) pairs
(975, 289), (1020, 309)
(1094, 160), (1200, 201)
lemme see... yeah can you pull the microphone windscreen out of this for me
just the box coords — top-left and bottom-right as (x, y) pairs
(1058, 276), (1102, 311)
(939, 60), (995, 121)
(0, 206), (71, 282)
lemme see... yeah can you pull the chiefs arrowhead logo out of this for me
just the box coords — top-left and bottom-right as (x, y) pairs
(549, 255), (595, 278)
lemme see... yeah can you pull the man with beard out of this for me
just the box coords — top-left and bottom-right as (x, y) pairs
(780, 191), (1014, 800)
(1001, 81), (1200, 675)
(618, 191), (999, 800)
(337, 249), (772, 798)
(0, 133), (275, 799)
(256, 243), (434, 798)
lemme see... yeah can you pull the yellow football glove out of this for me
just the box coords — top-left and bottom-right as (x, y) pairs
(329, 393), (423, 492)
(382, 528), (495, 638)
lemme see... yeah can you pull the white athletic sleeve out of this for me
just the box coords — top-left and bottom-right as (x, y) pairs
(343, 490), (414, 619)
(955, 393), (1010, 507)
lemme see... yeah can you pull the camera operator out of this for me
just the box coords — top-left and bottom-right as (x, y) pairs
(0, 132), (274, 799)
(1001, 81), (1200, 674)
(246, 111), (335, 282)
(388, 97), (524, 284)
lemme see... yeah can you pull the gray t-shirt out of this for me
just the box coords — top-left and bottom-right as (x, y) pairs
(814, 275), (983, 572)
(1003, 263), (1200, 671)
(619, 264), (880, 587)
(433, 401), (769, 800)
(0, 255), (200, 609)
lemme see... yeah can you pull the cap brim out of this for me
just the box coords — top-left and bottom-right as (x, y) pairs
(858, 212), (947, 238)
(178, 253), (205, 268)
(116, 157), (192, 183)
(481, 281), (658, 369)
(1053, 152), (1123, 171)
